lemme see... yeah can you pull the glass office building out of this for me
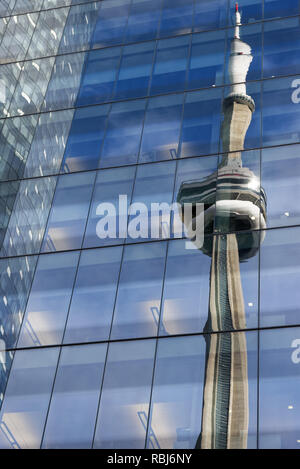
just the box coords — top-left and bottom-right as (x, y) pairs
(0, 0), (300, 449)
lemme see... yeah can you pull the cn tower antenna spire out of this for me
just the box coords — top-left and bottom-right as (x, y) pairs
(235, 2), (241, 39)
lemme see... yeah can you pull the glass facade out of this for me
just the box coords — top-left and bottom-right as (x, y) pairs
(0, 0), (299, 450)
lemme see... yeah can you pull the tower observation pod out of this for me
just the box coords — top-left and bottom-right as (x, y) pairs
(177, 3), (267, 449)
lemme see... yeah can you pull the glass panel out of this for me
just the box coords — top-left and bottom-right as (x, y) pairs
(111, 242), (167, 340)
(91, 0), (131, 49)
(228, 0), (262, 24)
(0, 62), (22, 118)
(41, 171), (95, 252)
(24, 109), (74, 178)
(159, 0), (193, 38)
(9, 57), (55, 117)
(264, 18), (300, 79)
(0, 12), (38, 64)
(125, 0), (162, 43)
(259, 327), (300, 449)
(26, 8), (68, 60)
(64, 247), (122, 344)
(150, 36), (190, 95)
(0, 255), (37, 350)
(114, 42), (155, 100)
(262, 76), (300, 147)
(0, 1), (16, 17)
(43, 52), (85, 112)
(0, 176), (56, 257)
(42, 344), (107, 449)
(194, 0), (228, 32)
(264, 0), (300, 19)
(0, 180), (20, 248)
(180, 88), (222, 158)
(0, 347), (59, 449)
(12, 0), (43, 15)
(17, 251), (79, 348)
(0, 114), (38, 181)
(188, 30), (225, 90)
(100, 100), (146, 168)
(128, 161), (176, 243)
(62, 105), (109, 173)
(93, 340), (156, 449)
(76, 48), (121, 106)
(262, 145), (300, 228)
(260, 227), (300, 327)
(58, 2), (101, 54)
(83, 166), (136, 248)
(159, 239), (211, 336)
(147, 332), (257, 449)
(139, 94), (184, 163)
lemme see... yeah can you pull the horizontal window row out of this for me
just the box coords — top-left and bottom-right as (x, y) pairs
(0, 328), (299, 449)
(1, 74), (300, 178)
(1, 225), (300, 353)
(2, 16), (300, 114)
(1, 0), (300, 40)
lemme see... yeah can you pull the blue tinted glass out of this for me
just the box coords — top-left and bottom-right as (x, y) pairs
(125, 0), (162, 43)
(159, 0), (193, 38)
(17, 251), (79, 348)
(111, 242), (167, 339)
(0, 255), (37, 350)
(0, 1), (16, 17)
(62, 105), (109, 173)
(262, 76), (300, 147)
(264, 18), (300, 79)
(259, 327), (300, 449)
(180, 89), (222, 157)
(228, 0), (262, 24)
(114, 42), (155, 100)
(147, 335), (205, 449)
(24, 109), (74, 178)
(225, 23), (262, 84)
(58, 2), (101, 54)
(93, 340), (156, 449)
(194, 0), (228, 32)
(91, 0), (131, 48)
(151, 36), (190, 95)
(264, 0), (300, 19)
(260, 227), (300, 328)
(262, 145), (300, 228)
(100, 100), (146, 167)
(159, 239), (211, 336)
(128, 161), (176, 242)
(189, 30), (225, 89)
(0, 347), (59, 449)
(76, 48), (121, 106)
(43, 53), (85, 112)
(42, 344), (107, 449)
(139, 94), (184, 163)
(83, 166), (136, 248)
(147, 332), (258, 449)
(41, 171), (96, 252)
(64, 247), (122, 343)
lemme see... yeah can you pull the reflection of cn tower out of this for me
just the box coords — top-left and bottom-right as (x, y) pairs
(177, 4), (266, 449)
